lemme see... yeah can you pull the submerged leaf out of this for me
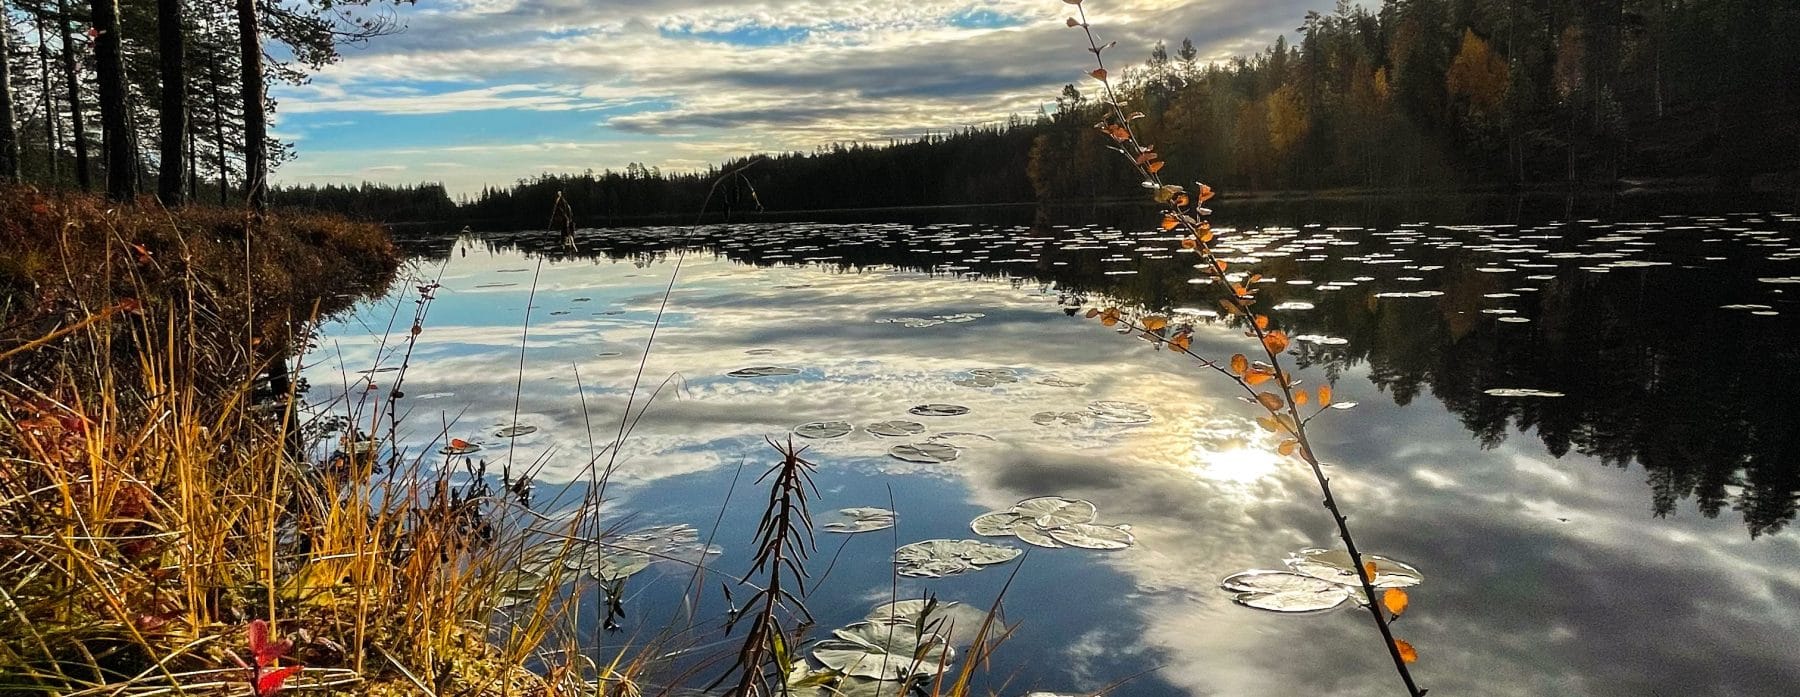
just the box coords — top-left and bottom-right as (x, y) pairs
(820, 507), (897, 534)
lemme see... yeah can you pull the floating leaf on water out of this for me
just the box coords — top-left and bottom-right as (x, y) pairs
(889, 443), (960, 463)
(1046, 523), (1135, 550)
(968, 368), (1020, 381)
(952, 377), (998, 388)
(865, 599), (992, 644)
(1284, 548), (1423, 588)
(969, 511), (1024, 536)
(820, 507), (897, 534)
(1482, 388), (1566, 398)
(1009, 520), (1062, 548)
(727, 366), (802, 379)
(1030, 411), (1090, 427)
(1088, 400), (1153, 425)
(492, 569), (549, 609)
(866, 420), (926, 437)
(495, 425), (538, 438)
(929, 431), (996, 448)
(1036, 376), (1087, 387)
(582, 550), (651, 582)
(894, 539), (1022, 577)
(812, 622), (954, 680)
(1219, 570), (1354, 613)
(1012, 496), (1098, 528)
(745, 348), (779, 355)
(796, 421), (854, 439)
(439, 440), (482, 455)
(908, 404), (970, 417)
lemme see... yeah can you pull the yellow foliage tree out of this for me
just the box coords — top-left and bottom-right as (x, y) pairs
(1265, 83), (1309, 159)
(1446, 29), (1509, 116)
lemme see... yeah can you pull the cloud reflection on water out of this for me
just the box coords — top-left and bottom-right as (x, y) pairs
(306, 236), (1800, 697)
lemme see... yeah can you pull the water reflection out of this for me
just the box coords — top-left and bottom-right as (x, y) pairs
(312, 207), (1800, 697)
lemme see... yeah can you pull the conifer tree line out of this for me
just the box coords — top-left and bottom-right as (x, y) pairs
(0, 0), (412, 209)
(84, 0), (1793, 226)
(333, 0), (1795, 228)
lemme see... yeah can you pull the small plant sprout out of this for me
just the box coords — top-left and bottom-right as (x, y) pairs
(1061, 1), (1427, 694)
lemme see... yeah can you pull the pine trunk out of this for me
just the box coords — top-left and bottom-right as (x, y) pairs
(58, 0), (90, 189)
(156, 0), (187, 205)
(90, 0), (137, 201)
(235, 0), (266, 212)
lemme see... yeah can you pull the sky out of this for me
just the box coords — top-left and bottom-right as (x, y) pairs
(270, 0), (1333, 197)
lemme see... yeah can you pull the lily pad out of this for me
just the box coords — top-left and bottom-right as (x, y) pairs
(821, 507), (897, 534)
(894, 539), (1021, 577)
(796, 421), (854, 439)
(968, 511), (1023, 536)
(439, 441), (482, 456)
(495, 425), (538, 438)
(1008, 521), (1061, 548)
(1284, 548), (1423, 588)
(889, 443), (960, 464)
(1088, 400), (1153, 425)
(1036, 377), (1087, 388)
(928, 431), (995, 448)
(570, 548), (651, 582)
(1012, 496), (1098, 528)
(727, 366), (801, 379)
(908, 404), (970, 417)
(1220, 570), (1355, 613)
(812, 622), (954, 680)
(1046, 523), (1135, 550)
(1031, 411), (1091, 427)
(1482, 388), (1566, 398)
(866, 599), (993, 645)
(866, 420), (926, 437)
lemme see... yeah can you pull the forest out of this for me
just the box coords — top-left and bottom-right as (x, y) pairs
(252, 0), (1798, 227)
(0, 0), (409, 207)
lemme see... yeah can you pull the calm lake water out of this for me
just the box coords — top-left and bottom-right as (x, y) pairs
(309, 200), (1799, 696)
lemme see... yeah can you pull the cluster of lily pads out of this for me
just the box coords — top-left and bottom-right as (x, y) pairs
(787, 599), (991, 697)
(968, 496), (1136, 550)
(1219, 547), (1423, 614)
(792, 404), (987, 465)
(493, 524), (720, 609)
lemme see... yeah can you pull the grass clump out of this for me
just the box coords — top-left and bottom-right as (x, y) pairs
(0, 187), (582, 695)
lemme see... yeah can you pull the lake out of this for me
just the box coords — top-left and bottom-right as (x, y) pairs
(307, 199), (1799, 697)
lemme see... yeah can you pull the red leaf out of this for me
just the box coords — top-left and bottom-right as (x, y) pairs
(256, 665), (303, 697)
(247, 620), (290, 668)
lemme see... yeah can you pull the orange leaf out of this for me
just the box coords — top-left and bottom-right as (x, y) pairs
(1084, 308), (1100, 319)
(1174, 194), (1190, 207)
(1065, 17), (1080, 27)
(1383, 588), (1409, 617)
(1364, 561), (1378, 580)
(1162, 215), (1179, 231)
(1245, 371), (1273, 386)
(1141, 316), (1169, 331)
(1181, 237), (1196, 249)
(450, 438), (470, 449)
(1394, 638), (1418, 664)
(1277, 439), (1298, 456)
(1256, 416), (1281, 432)
(1253, 315), (1270, 330)
(1199, 183), (1215, 202)
(1294, 390), (1309, 406)
(1230, 354), (1249, 375)
(1100, 307), (1121, 327)
(1147, 160), (1165, 174)
(1263, 331), (1290, 354)
(1318, 385), (1332, 405)
(1256, 392), (1284, 411)
(1090, 68), (1108, 81)
(1169, 333), (1192, 352)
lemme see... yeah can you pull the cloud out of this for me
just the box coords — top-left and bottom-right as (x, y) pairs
(270, 0), (1343, 194)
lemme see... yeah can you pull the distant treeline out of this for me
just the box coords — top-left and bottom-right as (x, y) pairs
(272, 0), (1799, 226)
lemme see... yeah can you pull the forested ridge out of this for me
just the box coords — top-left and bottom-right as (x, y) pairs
(12, 0), (1789, 225)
